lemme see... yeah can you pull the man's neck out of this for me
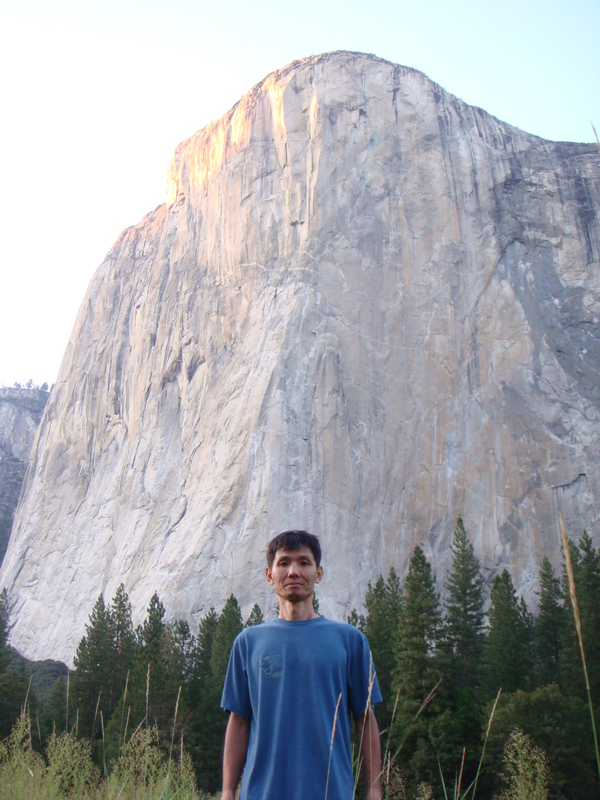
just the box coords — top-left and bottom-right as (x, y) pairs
(278, 597), (320, 621)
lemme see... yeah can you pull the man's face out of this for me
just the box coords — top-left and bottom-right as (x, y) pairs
(265, 546), (323, 603)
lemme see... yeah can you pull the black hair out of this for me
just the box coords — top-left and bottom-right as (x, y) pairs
(266, 530), (322, 568)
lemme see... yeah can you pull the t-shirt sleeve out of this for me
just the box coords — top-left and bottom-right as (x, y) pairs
(348, 630), (383, 719)
(220, 634), (252, 721)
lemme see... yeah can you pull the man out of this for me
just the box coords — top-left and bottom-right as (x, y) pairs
(221, 529), (382, 800)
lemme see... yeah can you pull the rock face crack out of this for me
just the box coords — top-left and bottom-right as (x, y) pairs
(1, 51), (600, 663)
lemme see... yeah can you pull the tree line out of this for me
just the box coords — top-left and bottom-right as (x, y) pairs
(0, 518), (598, 798)
(350, 519), (600, 799)
(0, 380), (50, 392)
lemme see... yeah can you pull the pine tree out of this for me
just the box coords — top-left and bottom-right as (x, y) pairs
(72, 595), (114, 737)
(137, 592), (166, 667)
(210, 595), (243, 684)
(191, 597), (244, 792)
(43, 674), (69, 734)
(519, 594), (535, 681)
(245, 603), (264, 627)
(559, 536), (584, 697)
(484, 570), (532, 696)
(347, 608), (366, 631)
(191, 608), (219, 692)
(392, 548), (442, 710)
(0, 663), (31, 741)
(185, 608), (220, 792)
(390, 547), (443, 791)
(163, 619), (193, 731)
(442, 517), (485, 696)
(363, 568), (402, 732)
(574, 532), (600, 698)
(169, 619), (194, 669)
(534, 558), (565, 688)
(560, 532), (600, 700)
(0, 589), (33, 740)
(107, 584), (136, 709)
(71, 587), (138, 756)
(131, 592), (182, 733)
(433, 518), (487, 776)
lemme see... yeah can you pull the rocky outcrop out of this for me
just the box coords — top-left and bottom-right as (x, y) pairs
(1, 52), (599, 663)
(0, 387), (49, 565)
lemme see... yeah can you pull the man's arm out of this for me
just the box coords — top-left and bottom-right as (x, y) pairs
(355, 708), (382, 800)
(222, 712), (250, 800)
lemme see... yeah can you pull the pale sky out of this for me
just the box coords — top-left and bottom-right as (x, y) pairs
(0, 0), (598, 387)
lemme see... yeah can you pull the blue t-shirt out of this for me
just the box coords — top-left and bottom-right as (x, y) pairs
(221, 616), (382, 800)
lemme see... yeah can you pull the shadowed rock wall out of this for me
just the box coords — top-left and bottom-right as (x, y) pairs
(2, 52), (599, 662)
(0, 387), (49, 566)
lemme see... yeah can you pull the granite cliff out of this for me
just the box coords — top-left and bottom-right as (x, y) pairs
(0, 386), (49, 567)
(2, 52), (599, 663)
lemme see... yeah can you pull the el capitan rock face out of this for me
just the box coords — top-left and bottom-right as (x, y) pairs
(2, 52), (599, 663)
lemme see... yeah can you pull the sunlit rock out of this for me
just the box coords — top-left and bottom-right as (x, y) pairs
(2, 52), (599, 663)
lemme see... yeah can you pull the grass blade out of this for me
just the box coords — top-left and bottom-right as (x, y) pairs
(560, 515), (600, 786)
(325, 692), (342, 800)
(469, 688), (501, 799)
(389, 679), (442, 764)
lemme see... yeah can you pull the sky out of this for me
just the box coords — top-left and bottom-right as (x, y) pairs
(0, 0), (598, 387)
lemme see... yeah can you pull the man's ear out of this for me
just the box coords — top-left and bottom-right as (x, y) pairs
(265, 566), (274, 585)
(315, 565), (324, 584)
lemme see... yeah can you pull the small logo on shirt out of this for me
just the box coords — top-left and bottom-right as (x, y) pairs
(258, 653), (283, 682)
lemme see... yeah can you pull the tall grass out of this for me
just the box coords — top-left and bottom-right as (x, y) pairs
(0, 704), (211, 800)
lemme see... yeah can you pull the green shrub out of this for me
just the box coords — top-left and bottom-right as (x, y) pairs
(0, 709), (45, 799)
(494, 727), (550, 800)
(46, 730), (99, 797)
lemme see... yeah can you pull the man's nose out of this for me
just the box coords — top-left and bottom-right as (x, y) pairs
(287, 563), (300, 575)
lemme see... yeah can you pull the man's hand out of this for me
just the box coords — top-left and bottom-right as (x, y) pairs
(222, 711), (250, 798)
(355, 708), (382, 800)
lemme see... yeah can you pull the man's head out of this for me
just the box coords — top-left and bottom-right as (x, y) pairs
(266, 531), (324, 608)
(266, 530), (322, 569)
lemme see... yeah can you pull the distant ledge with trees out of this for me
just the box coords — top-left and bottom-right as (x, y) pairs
(0, 380), (52, 393)
(0, 381), (52, 413)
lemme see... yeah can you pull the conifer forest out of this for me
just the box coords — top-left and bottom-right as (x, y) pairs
(0, 519), (599, 799)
